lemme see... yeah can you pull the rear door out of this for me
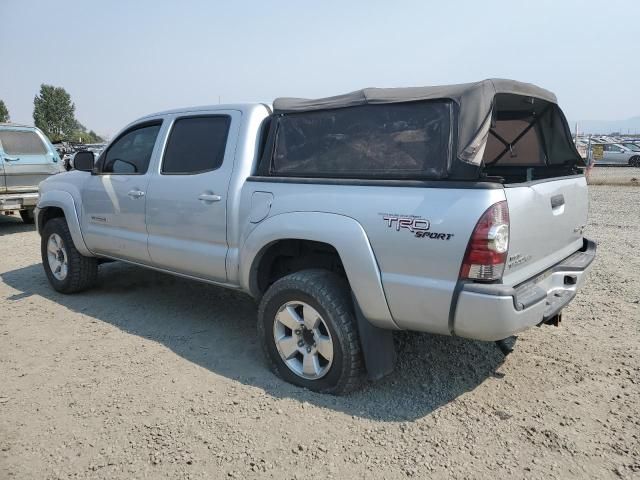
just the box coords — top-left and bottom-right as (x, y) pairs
(145, 110), (239, 282)
(0, 128), (59, 192)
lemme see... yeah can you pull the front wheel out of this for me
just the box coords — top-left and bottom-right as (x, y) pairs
(41, 217), (98, 293)
(257, 269), (364, 395)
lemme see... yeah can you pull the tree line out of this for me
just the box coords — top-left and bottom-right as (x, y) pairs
(0, 85), (104, 143)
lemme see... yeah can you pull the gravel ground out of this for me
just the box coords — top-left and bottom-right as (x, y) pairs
(0, 185), (638, 480)
(587, 166), (640, 186)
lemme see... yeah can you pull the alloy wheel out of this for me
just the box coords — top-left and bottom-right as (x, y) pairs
(47, 233), (68, 281)
(273, 301), (334, 380)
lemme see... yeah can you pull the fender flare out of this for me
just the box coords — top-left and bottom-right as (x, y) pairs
(239, 211), (397, 330)
(37, 190), (93, 257)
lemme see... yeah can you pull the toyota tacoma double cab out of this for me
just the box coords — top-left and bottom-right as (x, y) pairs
(35, 79), (596, 394)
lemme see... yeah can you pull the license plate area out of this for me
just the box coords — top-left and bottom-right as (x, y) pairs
(2, 199), (22, 208)
(533, 269), (552, 286)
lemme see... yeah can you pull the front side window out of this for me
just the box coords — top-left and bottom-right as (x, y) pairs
(162, 116), (230, 174)
(102, 123), (161, 174)
(0, 130), (48, 155)
(270, 101), (452, 179)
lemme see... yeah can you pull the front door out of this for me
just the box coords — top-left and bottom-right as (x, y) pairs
(80, 121), (163, 263)
(145, 111), (239, 282)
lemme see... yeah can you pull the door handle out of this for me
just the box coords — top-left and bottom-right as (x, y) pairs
(127, 189), (145, 199)
(4, 156), (19, 162)
(550, 194), (565, 209)
(198, 193), (222, 203)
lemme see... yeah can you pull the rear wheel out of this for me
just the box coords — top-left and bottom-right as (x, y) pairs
(41, 217), (98, 293)
(19, 208), (35, 224)
(257, 269), (364, 394)
(629, 156), (640, 167)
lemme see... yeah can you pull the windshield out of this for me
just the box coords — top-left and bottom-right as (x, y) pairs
(622, 143), (640, 152)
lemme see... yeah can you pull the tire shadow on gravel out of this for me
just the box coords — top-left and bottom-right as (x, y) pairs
(0, 214), (35, 236)
(1, 261), (505, 421)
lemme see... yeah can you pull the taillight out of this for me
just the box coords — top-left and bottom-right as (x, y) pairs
(460, 201), (510, 281)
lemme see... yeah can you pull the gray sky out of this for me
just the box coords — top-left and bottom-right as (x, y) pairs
(1, 0), (638, 137)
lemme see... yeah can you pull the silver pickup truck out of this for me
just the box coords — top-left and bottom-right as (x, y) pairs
(35, 79), (596, 394)
(0, 123), (61, 223)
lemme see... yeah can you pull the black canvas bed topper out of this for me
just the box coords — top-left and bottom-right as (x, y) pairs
(262, 78), (583, 181)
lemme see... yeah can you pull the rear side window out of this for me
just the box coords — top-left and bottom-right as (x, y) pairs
(0, 130), (48, 155)
(270, 101), (452, 179)
(162, 116), (230, 174)
(102, 123), (161, 174)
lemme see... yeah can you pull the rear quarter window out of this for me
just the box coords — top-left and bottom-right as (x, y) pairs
(0, 130), (48, 155)
(270, 101), (453, 179)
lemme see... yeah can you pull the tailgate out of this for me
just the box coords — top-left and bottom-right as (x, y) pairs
(502, 175), (588, 286)
(3, 158), (58, 192)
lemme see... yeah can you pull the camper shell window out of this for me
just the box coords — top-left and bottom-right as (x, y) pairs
(480, 94), (583, 182)
(263, 101), (453, 180)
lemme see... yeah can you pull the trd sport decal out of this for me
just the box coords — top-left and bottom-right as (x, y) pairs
(380, 214), (454, 240)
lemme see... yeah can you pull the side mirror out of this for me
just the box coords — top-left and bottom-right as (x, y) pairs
(73, 151), (95, 172)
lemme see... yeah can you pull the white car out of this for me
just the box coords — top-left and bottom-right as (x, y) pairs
(597, 143), (640, 166)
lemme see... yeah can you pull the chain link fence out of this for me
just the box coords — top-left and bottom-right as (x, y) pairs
(586, 166), (640, 186)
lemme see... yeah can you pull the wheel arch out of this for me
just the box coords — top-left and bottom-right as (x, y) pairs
(250, 239), (345, 295)
(239, 212), (397, 329)
(37, 190), (93, 257)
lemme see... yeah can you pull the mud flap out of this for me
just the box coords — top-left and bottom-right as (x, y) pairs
(352, 295), (396, 381)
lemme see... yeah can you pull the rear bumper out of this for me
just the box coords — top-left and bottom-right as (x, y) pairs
(453, 238), (596, 341)
(0, 192), (39, 211)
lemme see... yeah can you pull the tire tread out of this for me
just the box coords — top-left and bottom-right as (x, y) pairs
(257, 269), (364, 395)
(41, 217), (98, 293)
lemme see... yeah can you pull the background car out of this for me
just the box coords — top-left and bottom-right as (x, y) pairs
(597, 143), (640, 166)
(0, 123), (61, 222)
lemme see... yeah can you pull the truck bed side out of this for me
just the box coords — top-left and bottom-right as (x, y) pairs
(237, 179), (505, 335)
